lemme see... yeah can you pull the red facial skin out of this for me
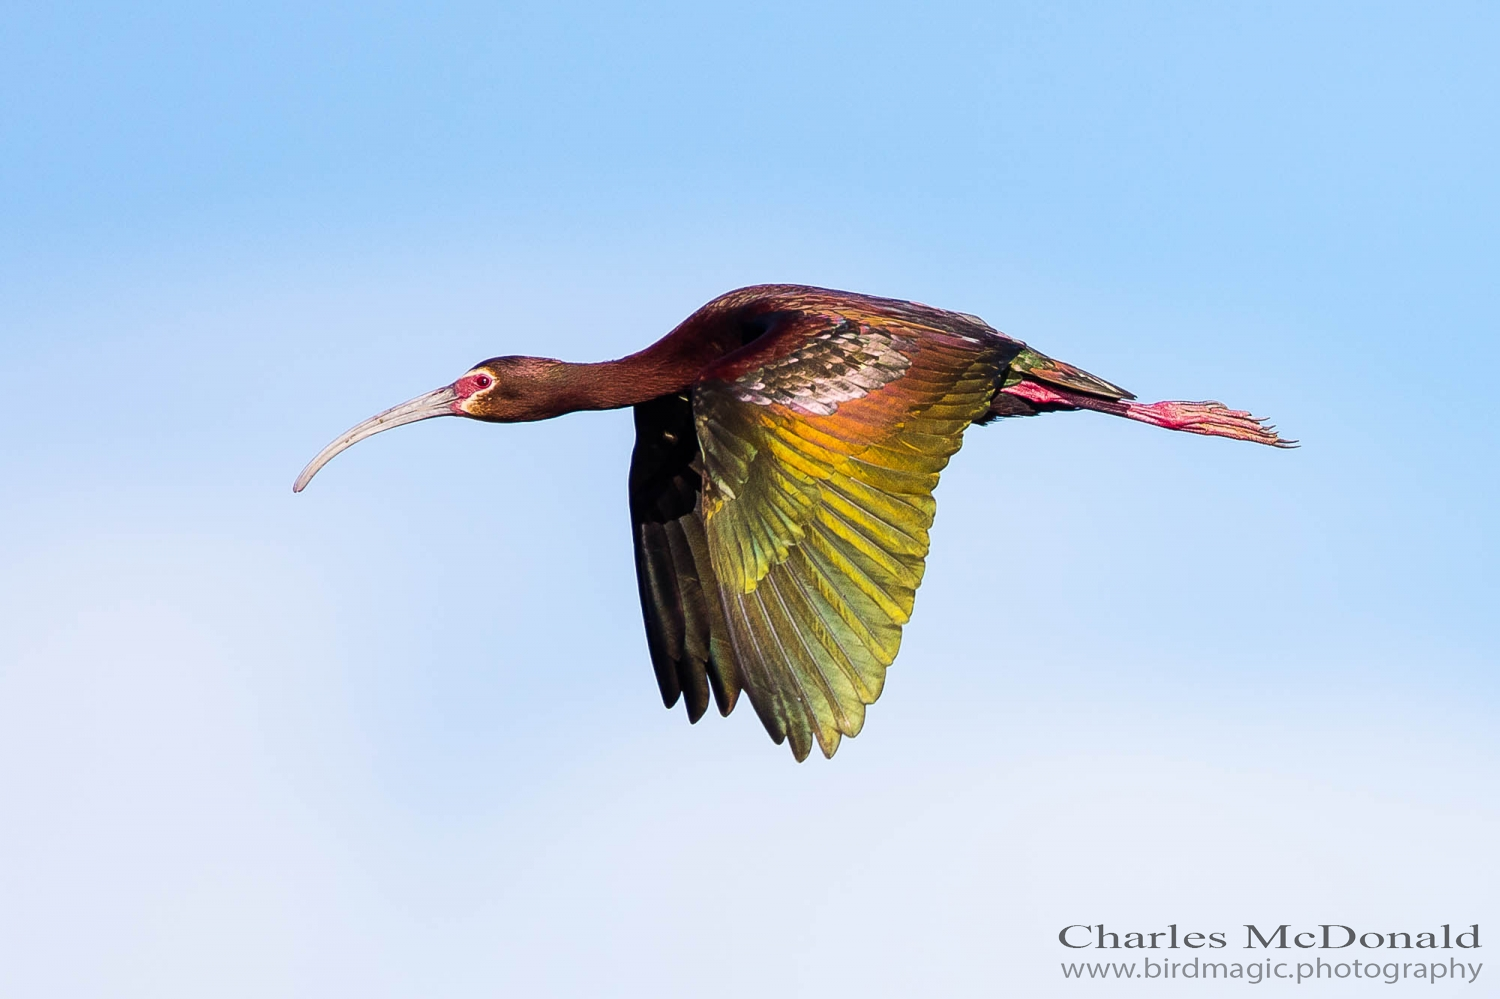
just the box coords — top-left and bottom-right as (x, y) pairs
(451, 372), (494, 411)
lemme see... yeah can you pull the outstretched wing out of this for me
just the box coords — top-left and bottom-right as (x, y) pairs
(628, 392), (739, 723)
(693, 308), (1017, 759)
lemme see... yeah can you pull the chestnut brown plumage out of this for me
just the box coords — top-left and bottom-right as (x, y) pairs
(295, 284), (1292, 760)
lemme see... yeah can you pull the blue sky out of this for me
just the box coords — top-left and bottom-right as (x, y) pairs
(2, 3), (1496, 996)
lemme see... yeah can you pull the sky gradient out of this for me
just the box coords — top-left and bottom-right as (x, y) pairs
(2, 2), (1496, 995)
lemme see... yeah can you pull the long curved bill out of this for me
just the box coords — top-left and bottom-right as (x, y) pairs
(293, 385), (459, 492)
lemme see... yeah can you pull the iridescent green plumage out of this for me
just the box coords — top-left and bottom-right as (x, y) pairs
(695, 326), (1009, 758)
(630, 293), (1025, 759)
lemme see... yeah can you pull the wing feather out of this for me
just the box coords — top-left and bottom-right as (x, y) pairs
(628, 393), (740, 722)
(693, 312), (1015, 758)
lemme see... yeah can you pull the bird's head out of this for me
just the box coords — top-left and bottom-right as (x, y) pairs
(292, 355), (570, 492)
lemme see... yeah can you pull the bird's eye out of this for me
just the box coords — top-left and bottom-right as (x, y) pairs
(476, 375), (493, 389)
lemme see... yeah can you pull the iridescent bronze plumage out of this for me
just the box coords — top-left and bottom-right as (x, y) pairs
(295, 284), (1292, 760)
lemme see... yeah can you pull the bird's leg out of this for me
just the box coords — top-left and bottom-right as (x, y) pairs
(999, 381), (1296, 447)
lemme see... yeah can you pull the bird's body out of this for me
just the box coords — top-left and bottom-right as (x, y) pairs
(296, 284), (1291, 760)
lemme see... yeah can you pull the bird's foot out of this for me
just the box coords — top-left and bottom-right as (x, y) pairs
(998, 380), (1296, 447)
(1119, 399), (1297, 448)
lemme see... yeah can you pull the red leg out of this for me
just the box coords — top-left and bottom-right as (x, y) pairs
(1000, 381), (1296, 448)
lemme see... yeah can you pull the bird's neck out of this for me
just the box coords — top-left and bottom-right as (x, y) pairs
(548, 328), (732, 413)
(510, 300), (751, 418)
(546, 357), (683, 412)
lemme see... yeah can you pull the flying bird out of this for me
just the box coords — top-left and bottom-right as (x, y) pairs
(295, 285), (1292, 760)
